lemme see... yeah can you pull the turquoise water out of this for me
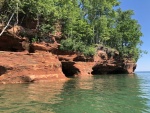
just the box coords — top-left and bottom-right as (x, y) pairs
(0, 72), (150, 113)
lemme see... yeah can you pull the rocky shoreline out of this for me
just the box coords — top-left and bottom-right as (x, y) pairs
(0, 26), (136, 84)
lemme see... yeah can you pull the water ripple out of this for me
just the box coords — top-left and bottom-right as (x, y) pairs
(0, 73), (150, 113)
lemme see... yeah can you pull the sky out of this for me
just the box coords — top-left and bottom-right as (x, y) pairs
(120, 0), (150, 71)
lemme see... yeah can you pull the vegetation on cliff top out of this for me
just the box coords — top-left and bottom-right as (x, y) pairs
(0, 0), (145, 61)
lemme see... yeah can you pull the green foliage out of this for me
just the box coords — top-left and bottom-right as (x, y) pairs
(106, 9), (143, 60)
(60, 38), (76, 52)
(60, 38), (96, 57)
(0, 0), (4, 8)
(83, 46), (96, 57)
(0, 0), (145, 60)
(31, 35), (39, 43)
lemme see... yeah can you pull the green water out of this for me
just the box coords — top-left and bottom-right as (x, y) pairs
(0, 72), (150, 113)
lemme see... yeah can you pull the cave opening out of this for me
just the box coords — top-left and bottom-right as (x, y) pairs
(61, 62), (80, 78)
(91, 66), (128, 75)
(107, 68), (128, 74)
(0, 66), (7, 76)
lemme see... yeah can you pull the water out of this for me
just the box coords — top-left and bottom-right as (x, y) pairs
(0, 72), (150, 113)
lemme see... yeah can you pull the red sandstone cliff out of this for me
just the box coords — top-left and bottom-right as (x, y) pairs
(0, 51), (66, 84)
(0, 25), (136, 84)
(55, 49), (136, 77)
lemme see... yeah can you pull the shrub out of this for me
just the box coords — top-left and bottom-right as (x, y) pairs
(60, 38), (96, 57)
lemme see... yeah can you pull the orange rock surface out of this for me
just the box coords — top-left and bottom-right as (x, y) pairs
(0, 51), (67, 84)
(0, 25), (137, 84)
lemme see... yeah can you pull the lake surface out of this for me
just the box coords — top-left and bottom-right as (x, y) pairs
(0, 72), (150, 113)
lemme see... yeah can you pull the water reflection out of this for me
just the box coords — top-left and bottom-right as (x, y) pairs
(0, 81), (66, 113)
(0, 74), (150, 113)
(51, 74), (150, 113)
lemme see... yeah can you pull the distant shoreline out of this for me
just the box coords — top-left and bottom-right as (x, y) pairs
(135, 71), (150, 73)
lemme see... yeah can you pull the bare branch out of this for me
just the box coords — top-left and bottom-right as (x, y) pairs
(0, 12), (14, 36)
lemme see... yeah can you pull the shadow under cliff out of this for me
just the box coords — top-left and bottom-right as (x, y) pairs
(61, 62), (80, 78)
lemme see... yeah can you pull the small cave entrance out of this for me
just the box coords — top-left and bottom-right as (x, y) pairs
(91, 65), (128, 75)
(61, 62), (80, 78)
(107, 68), (128, 74)
(0, 66), (7, 76)
(91, 65), (107, 75)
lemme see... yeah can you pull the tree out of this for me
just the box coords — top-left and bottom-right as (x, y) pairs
(79, 0), (120, 44)
(0, 0), (144, 60)
(110, 9), (143, 61)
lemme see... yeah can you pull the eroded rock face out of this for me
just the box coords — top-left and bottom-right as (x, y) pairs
(0, 34), (26, 52)
(0, 26), (68, 84)
(0, 25), (137, 84)
(92, 50), (136, 74)
(0, 25), (60, 53)
(61, 61), (94, 77)
(0, 52), (66, 84)
(57, 50), (136, 77)
(55, 50), (95, 77)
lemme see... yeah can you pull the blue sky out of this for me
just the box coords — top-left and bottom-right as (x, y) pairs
(120, 0), (150, 71)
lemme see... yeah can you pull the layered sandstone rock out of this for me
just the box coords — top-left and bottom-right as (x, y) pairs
(56, 50), (136, 77)
(0, 52), (66, 84)
(92, 50), (136, 74)
(0, 25), (136, 84)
